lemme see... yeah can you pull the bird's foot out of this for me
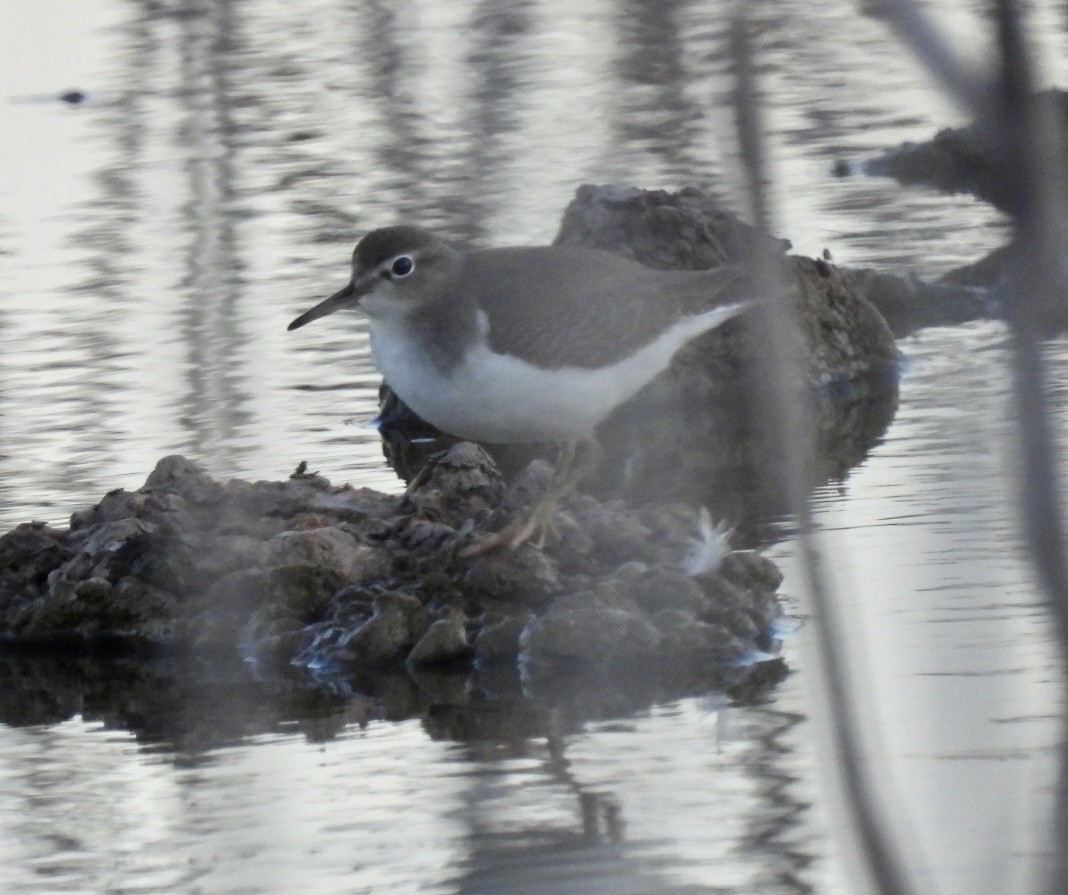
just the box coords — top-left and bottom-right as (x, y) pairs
(458, 436), (599, 558)
(458, 506), (559, 557)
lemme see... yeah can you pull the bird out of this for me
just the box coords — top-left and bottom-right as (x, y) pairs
(288, 225), (754, 553)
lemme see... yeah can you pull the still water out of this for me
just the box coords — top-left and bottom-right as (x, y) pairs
(0, 0), (1065, 893)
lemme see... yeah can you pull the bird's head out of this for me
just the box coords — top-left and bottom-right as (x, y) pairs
(288, 225), (460, 331)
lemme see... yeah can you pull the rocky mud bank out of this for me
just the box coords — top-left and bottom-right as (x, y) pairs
(0, 450), (788, 697)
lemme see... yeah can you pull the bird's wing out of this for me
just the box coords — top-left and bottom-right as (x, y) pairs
(462, 247), (748, 370)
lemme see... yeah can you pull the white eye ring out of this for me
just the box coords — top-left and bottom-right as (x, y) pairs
(390, 255), (415, 278)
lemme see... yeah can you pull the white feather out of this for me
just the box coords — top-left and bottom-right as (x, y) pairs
(681, 507), (733, 576)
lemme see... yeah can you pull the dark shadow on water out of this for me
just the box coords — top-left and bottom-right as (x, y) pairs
(0, 648), (786, 755)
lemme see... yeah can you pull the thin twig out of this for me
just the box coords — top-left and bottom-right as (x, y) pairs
(991, 4), (1068, 894)
(877, 1), (1068, 892)
(730, 9), (920, 895)
(864, 0), (990, 113)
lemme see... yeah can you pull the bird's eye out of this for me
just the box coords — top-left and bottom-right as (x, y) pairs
(390, 255), (415, 278)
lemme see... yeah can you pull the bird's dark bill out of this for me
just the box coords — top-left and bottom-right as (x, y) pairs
(287, 283), (356, 331)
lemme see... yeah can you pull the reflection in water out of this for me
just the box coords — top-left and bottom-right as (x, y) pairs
(1, 0), (1066, 893)
(0, 648), (784, 755)
(462, 2), (534, 242)
(772, 322), (1064, 894)
(612, 0), (722, 187)
(173, 2), (250, 469)
(0, 662), (824, 895)
(0, 653), (814, 895)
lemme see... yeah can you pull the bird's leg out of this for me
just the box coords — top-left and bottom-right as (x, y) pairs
(527, 437), (604, 548)
(518, 440), (578, 549)
(461, 437), (602, 556)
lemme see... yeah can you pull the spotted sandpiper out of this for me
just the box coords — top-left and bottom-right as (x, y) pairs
(288, 225), (754, 551)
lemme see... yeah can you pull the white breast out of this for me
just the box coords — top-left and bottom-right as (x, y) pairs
(369, 303), (745, 444)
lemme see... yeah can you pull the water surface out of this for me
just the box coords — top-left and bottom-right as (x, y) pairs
(0, 1), (1065, 892)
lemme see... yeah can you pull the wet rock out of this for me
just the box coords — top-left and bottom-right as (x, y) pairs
(0, 443), (792, 712)
(140, 455), (209, 499)
(864, 89), (1068, 216)
(659, 619), (749, 668)
(473, 613), (533, 665)
(185, 568), (269, 649)
(188, 534), (269, 584)
(522, 598), (663, 669)
(341, 591), (429, 665)
(720, 550), (784, 592)
(80, 518), (153, 575)
(842, 91), (1068, 335)
(265, 528), (390, 581)
(407, 611), (470, 667)
(840, 266), (996, 338)
(623, 568), (711, 617)
(0, 446), (789, 695)
(0, 522), (77, 602)
(399, 441), (506, 530)
(554, 183), (789, 268)
(461, 546), (562, 613)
